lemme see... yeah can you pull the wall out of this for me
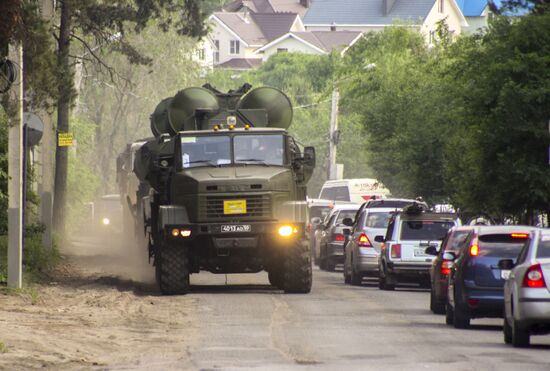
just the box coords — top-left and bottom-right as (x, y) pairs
(260, 36), (323, 61)
(422, 0), (465, 41)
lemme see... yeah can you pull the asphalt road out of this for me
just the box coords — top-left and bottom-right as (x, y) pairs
(180, 268), (550, 370)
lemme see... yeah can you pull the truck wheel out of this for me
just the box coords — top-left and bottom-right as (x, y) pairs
(268, 269), (284, 289)
(156, 244), (190, 295)
(283, 240), (312, 294)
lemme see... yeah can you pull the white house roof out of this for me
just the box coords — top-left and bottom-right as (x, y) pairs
(255, 30), (362, 54)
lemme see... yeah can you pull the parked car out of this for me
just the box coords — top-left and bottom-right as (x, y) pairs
(318, 205), (361, 271)
(318, 179), (390, 204)
(343, 207), (397, 285)
(503, 228), (550, 347)
(426, 226), (474, 314)
(378, 203), (459, 290)
(307, 199), (333, 263)
(445, 225), (537, 329)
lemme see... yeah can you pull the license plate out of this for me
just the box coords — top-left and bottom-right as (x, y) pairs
(414, 248), (429, 257)
(501, 270), (511, 280)
(223, 199), (247, 215)
(221, 225), (251, 233)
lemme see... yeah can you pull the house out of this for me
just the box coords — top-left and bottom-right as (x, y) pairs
(209, 11), (304, 69)
(224, 0), (311, 17)
(209, 9), (362, 69)
(456, 0), (490, 33)
(303, 0), (469, 42)
(254, 30), (363, 61)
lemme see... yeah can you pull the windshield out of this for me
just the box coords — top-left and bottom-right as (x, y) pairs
(365, 212), (391, 229)
(234, 134), (284, 166)
(181, 136), (231, 168)
(180, 134), (285, 168)
(400, 221), (455, 241)
(336, 210), (357, 225)
(310, 206), (331, 220)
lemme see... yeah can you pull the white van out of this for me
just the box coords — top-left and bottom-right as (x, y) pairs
(318, 178), (390, 204)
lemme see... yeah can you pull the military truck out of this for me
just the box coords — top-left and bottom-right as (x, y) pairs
(131, 84), (315, 295)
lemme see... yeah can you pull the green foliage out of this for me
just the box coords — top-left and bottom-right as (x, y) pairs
(0, 341), (7, 353)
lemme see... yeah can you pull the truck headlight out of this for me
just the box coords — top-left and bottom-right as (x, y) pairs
(102, 218), (110, 225)
(278, 225), (298, 237)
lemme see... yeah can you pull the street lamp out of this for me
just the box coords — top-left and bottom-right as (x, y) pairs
(327, 63), (376, 180)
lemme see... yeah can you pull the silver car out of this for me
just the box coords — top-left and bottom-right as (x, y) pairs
(343, 207), (394, 285)
(503, 228), (550, 347)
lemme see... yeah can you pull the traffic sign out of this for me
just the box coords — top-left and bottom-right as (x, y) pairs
(58, 132), (73, 147)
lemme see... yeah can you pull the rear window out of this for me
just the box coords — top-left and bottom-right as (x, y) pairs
(310, 206), (331, 220)
(336, 210), (357, 225)
(319, 186), (350, 201)
(367, 200), (415, 209)
(364, 212), (391, 229)
(478, 234), (529, 258)
(400, 221), (455, 241)
(445, 230), (470, 253)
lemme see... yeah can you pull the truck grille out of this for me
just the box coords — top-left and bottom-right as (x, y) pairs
(204, 194), (271, 219)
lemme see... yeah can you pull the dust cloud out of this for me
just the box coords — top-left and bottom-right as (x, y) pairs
(65, 226), (155, 285)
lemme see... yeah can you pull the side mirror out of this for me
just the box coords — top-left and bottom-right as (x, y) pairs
(342, 217), (354, 227)
(343, 228), (351, 236)
(374, 235), (385, 243)
(498, 259), (515, 270)
(442, 251), (457, 261)
(425, 245), (438, 256)
(303, 146), (315, 168)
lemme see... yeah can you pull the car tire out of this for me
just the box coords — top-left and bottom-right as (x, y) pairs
(430, 288), (445, 315)
(511, 318), (530, 347)
(453, 302), (470, 329)
(445, 303), (454, 325)
(503, 316), (512, 344)
(344, 261), (351, 284)
(351, 260), (362, 286)
(378, 264), (395, 291)
(326, 257), (336, 272)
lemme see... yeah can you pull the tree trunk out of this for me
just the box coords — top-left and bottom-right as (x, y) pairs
(53, 0), (73, 234)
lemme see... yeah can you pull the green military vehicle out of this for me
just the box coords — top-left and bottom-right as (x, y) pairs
(132, 84), (316, 295)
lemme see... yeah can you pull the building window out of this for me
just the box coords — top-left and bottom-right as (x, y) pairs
(214, 40), (220, 63)
(429, 30), (436, 44)
(230, 40), (240, 55)
(198, 48), (205, 60)
(439, 0), (444, 13)
(277, 48), (288, 53)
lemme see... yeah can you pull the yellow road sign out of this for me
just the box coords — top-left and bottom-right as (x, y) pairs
(58, 132), (73, 147)
(223, 199), (247, 215)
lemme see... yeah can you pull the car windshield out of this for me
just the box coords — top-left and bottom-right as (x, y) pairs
(537, 236), (550, 258)
(310, 206), (331, 220)
(234, 134), (284, 166)
(319, 186), (350, 201)
(336, 210), (357, 225)
(181, 136), (231, 168)
(400, 221), (455, 241)
(365, 212), (391, 229)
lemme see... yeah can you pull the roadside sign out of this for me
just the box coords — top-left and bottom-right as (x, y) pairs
(58, 132), (73, 147)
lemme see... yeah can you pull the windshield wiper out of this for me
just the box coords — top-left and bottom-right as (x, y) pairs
(236, 158), (270, 166)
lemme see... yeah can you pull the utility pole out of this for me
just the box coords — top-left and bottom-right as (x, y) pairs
(327, 85), (339, 180)
(7, 44), (23, 288)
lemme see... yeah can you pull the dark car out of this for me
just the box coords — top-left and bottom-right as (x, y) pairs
(306, 199), (333, 263)
(319, 205), (360, 271)
(426, 226), (474, 314)
(446, 225), (537, 329)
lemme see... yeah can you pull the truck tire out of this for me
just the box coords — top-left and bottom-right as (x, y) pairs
(156, 243), (190, 295)
(268, 268), (284, 289)
(283, 240), (312, 293)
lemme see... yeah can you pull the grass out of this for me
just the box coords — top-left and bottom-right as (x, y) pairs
(0, 341), (7, 353)
(0, 227), (60, 286)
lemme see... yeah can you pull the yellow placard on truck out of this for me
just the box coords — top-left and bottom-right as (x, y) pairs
(224, 199), (247, 215)
(58, 132), (73, 147)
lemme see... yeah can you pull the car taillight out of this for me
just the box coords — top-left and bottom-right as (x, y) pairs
(358, 233), (372, 247)
(523, 264), (546, 288)
(391, 244), (401, 259)
(440, 260), (453, 275)
(334, 234), (345, 242)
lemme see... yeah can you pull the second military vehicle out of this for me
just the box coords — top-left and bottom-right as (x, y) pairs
(130, 84), (316, 295)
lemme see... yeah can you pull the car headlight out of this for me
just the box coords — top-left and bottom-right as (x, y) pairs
(102, 218), (110, 225)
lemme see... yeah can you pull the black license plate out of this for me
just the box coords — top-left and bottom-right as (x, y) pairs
(221, 225), (251, 233)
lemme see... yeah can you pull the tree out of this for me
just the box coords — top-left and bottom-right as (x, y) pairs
(51, 0), (211, 233)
